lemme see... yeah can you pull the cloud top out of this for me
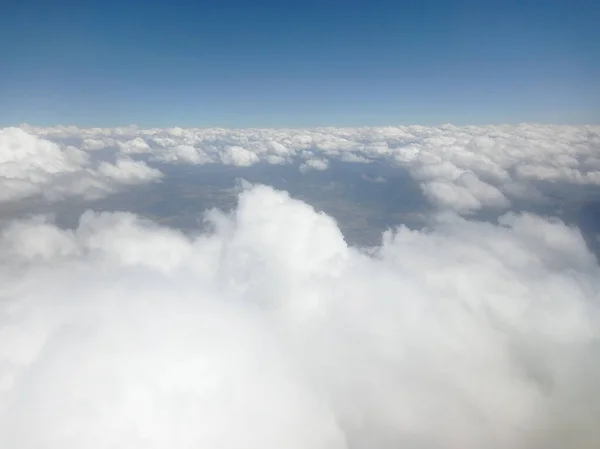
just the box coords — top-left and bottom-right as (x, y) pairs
(6, 123), (599, 212)
(0, 127), (162, 203)
(0, 184), (598, 449)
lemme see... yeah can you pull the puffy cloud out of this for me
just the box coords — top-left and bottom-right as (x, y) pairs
(0, 128), (163, 203)
(0, 127), (88, 202)
(300, 157), (329, 173)
(19, 123), (600, 213)
(219, 145), (260, 167)
(422, 172), (510, 213)
(97, 157), (163, 185)
(117, 137), (151, 154)
(0, 184), (598, 449)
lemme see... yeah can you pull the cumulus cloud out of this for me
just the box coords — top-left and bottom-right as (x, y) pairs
(219, 145), (260, 167)
(422, 172), (510, 213)
(97, 157), (163, 185)
(300, 157), (329, 173)
(0, 127), (163, 203)
(117, 137), (152, 154)
(0, 184), (598, 449)
(18, 123), (600, 213)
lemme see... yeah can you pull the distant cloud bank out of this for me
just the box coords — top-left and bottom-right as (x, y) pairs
(0, 127), (162, 203)
(1, 123), (599, 212)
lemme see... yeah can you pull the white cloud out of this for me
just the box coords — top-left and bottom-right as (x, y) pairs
(97, 157), (163, 185)
(117, 137), (151, 154)
(19, 123), (600, 212)
(422, 172), (510, 213)
(219, 145), (259, 167)
(0, 184), (598, 449)
(0, 127), (88, 202)
(300, 157), (329, 173)
(0, 128), (162, 203)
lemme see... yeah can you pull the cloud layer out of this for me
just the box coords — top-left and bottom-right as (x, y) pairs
(0, 184), (598, 449)
(5, 123), (598, 213)
(0, 127), (162, 203)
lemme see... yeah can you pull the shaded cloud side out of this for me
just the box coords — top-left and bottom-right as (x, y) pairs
(8, 123), (600, 212)
(0, 184), (598, 449)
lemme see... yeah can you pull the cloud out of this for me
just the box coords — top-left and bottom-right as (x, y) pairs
(17, 123), (600, 212)
(219, 145), (260, 167)
(97, 157), (163, 185)
(300, 157), (329, 173)
(117, 137), (152, 154)
(422, 172), (510, 213)
(0, 127), (163, 204)
(0, 184), (598, 449)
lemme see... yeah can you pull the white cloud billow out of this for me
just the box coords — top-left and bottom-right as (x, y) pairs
(0, 127), (162, 203)
(219, 145), (260, 167)
(14, 123), (600, 212)
(300, 157), (329, 173)
(0, 184), (598, 449)
(97, 157), (163, 185)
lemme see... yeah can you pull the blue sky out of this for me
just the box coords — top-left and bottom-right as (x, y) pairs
(1, 0), (599, 127)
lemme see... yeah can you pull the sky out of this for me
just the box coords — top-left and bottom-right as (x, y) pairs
(1, 0), (599, 127)
(2, 3), (600, 442)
